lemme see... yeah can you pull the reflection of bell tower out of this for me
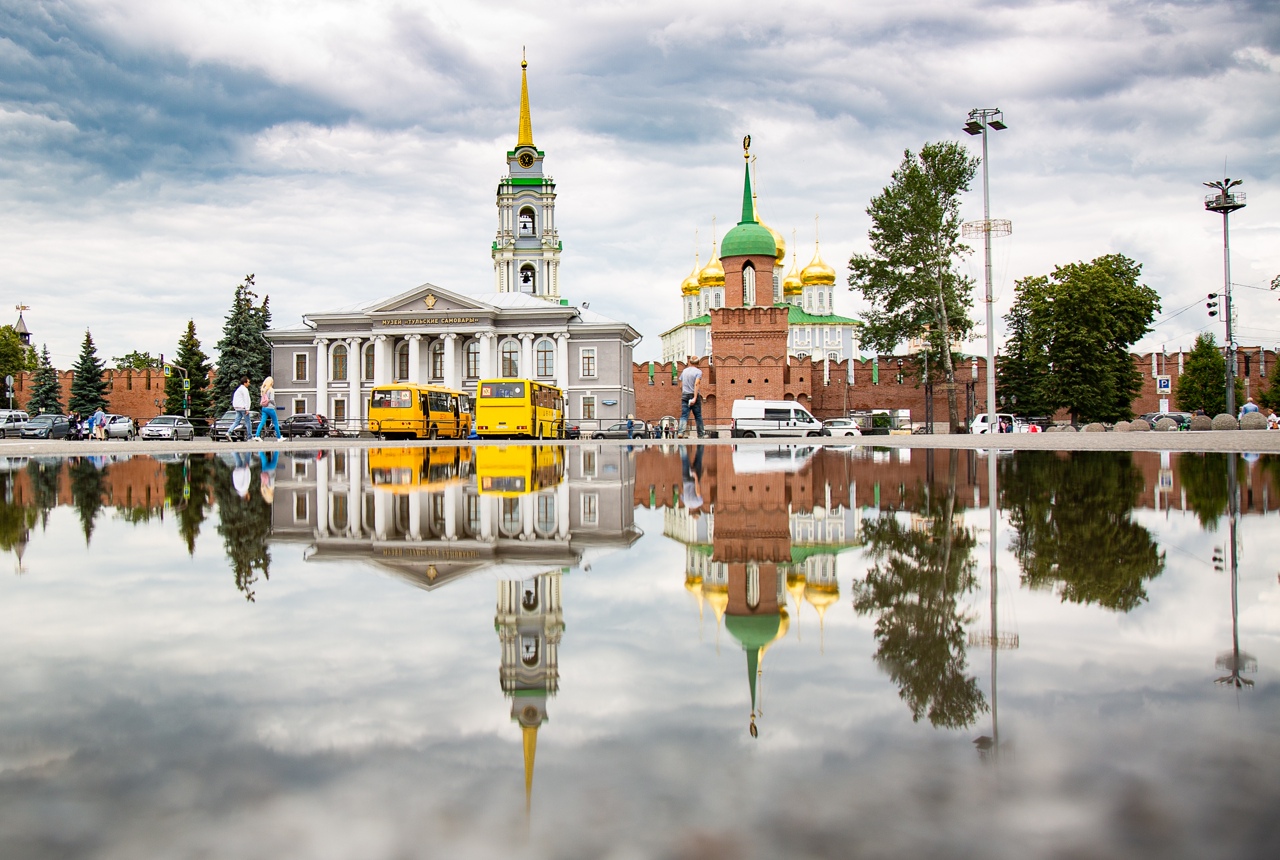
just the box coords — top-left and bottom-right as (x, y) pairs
(496, 569), (565, 812)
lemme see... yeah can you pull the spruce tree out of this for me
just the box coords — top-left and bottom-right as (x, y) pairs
(1175, 333), (1243, 416)
(164, 320), (215, 421)
(67, 330), (109, 416)
(26, 345), (63, 414)
(214, 275), (273, 414)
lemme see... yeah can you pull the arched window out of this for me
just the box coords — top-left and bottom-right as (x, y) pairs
(536, 338), (555, 377)
(536, 495), (556, 535)
(331, 344), (348, 381)
(743, 263), (756, 307)
(430, 340), (444, 379)
(518, 208), (536, 237)
(363, 344), (375, 380)
(519, 265), (536, 294)
(395, 342), (409, 380)
(501, 340), (520, 377)
(713, 291), (722, 309)
(465, 340), (480, 378)
(500, 498), (522, 536)
(818, 289), (825, 309)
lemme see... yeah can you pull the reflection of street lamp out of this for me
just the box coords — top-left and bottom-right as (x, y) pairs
(1216, 454), (1256, 689)
(1204, 178), (1245, 416)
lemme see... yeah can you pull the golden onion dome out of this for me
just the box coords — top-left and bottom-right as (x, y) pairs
(805, 581), (840, 614)
(782, 259), (803, 296)
(758, 217), (785, 266)
(703, 582), (728, 622)
(801, 244), (836, 286)
(680, 257), (701, 296)
(698, 250), (726, 288)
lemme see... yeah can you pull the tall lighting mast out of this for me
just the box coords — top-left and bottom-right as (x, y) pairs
(963, 110), (1010, 429)
(1203, 178), (1245, 416)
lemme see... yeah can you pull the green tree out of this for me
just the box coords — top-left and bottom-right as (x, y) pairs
(164, 320), (215, 421)
(212, 453), (273, 601)
(1175, 333), (1242, 416)
(26, 345), (63, 414)
(849, 142), (979, 432)
(67, 457), (108, 544)
(67, 330), (109, 416)
(214, 274), (272, 414)
(1175, 452), (1231, 529)
(851, 457), (987, 728)
(112, 350), (159, 370)
(999, 255), (1159, 424)
(25, 459), (62, 531)
(0, 325), (36, 383)
(996, 284), (1056, 417)
(165, 454), (215, 555)
(1000, 451), (1165, 612)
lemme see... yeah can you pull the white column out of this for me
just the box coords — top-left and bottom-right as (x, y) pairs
(408, 335), (422, 384)
(555, 334), (569, 392)
(479, 494), (494, 541)
(315, 456), (329, 538)
(374, 335), (391, 385)
(479, 332), (494, 379)
(444, 483), (458, 540)
(521, 496), (535, 541)
(408, 492), (422, 541)
(373, 492), (391, 540)
(347, 451), (361, 538)
(315, 338), (329, 417)
(557, 480), (570, 540)
(347, 338), (363, 426)
(520, 334), (534, 381)
(444, 333), (458, 390)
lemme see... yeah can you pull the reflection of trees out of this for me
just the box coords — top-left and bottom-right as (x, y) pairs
(1001, 452), (1164, 612)
(165, 455), (215, 555)
(0, 472), (38, 557)
(25, 460), (62, 530)
(67, 458), (108, 544)
(852, 460), (987, 728)
(212, 457), (272, 601)
(1177, 453), (1230, 530)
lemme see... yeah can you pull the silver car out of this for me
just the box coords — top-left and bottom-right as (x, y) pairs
(0, 410), (29, 439)
(140, 415), (196, 441)
(104, 414), (137, 440)
(822, 418), (863, 437)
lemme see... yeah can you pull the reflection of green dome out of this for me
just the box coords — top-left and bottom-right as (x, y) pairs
(720, 162), (778, 259)
(725, 613), (783, 649)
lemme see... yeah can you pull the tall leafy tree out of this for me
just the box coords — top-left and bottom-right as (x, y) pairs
(214, 274), (272, 414)
(0, 325), (36, 383)
(849, 141), (979, 432)
(112, 350), (159, 370)
(996, 284), (1055, 417)
(1175, 333), (1242, 416)
(998, 255), (1158, 424)
(67, 330), (109, 416)
(164, 320), (215, 420)
(26, 345), (63, 414)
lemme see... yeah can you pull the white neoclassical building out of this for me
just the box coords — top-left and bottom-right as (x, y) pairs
(265, 57), (639, 431)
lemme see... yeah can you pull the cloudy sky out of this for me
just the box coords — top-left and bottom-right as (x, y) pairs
(2, 0), (1277, 368)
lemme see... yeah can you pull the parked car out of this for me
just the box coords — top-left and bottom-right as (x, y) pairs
(21, 414), (72, 440)
(970, 412), (1017, 434)
(279, 413), (330, 438)
(211, 409), (260, 441)
(141, 415), (196, 441)
(592, 420), (653, 439)
(0, 409), (30, 438)
(103, 414), (137, 440)
(730, 400), (825, 438)
(564, 423), (582, 440)
(822, 417), (863, 437)
(1139, 411), (1192, 430)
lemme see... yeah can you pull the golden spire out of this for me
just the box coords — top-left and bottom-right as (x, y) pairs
(522, 723), (538, 815)
(517, 48), (534, 148)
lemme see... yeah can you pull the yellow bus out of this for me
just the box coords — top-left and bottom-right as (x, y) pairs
(474, 378), (564, 440)
(476, 445), (565, 497)
(369, 383), (472, 440)
(368, 446), (474, 493)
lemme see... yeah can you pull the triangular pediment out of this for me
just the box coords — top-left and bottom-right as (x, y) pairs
(369, 283), (495, 316)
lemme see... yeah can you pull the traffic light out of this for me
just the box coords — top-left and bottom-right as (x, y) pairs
(1206, 293), (1219, 317)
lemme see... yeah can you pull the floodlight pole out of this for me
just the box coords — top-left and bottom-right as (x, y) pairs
(1204, 178), (1245, 416)
(964, 109), (1008, 429)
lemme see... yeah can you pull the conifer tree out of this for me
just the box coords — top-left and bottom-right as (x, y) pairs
(214, 274), (273, 414)
(26, 345), (63, 414)
(164, 320), (215, 420)
(67, 330), (109, 415)
(1175, 333), (1243, 416)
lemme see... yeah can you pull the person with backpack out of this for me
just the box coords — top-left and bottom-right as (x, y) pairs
(253, 376), (282, 441)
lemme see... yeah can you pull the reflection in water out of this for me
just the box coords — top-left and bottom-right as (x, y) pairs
(213, 453), (274, 601)
(164, 454), (215, 555)
(1177, 452), (1232, 529)
(1216, 453), (1256, 689)
(67, 457), (109, 543)
(1001, 451), (1165, 612)
(851, 454), (987, 729)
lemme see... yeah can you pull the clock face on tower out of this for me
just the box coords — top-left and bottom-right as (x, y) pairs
(518, 152), (535, 168)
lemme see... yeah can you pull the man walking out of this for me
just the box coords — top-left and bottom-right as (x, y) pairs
(678, 358), (705, 439)
(228, 376), (252, 441)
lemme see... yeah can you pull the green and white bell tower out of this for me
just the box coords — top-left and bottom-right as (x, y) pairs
(492, 54), (562, 301)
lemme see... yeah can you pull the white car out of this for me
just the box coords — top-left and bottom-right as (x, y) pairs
(822, 418), (862, 437)
(141, 415), (196, 441)
(969, 412), (1016, 434)
(0, 409), (29, 438)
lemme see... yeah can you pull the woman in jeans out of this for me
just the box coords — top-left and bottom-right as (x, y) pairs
(253, 376), (282, 441)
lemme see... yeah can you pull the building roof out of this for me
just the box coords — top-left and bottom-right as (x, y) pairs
(721, 162), (778, 259)
(666, 305), (861, 332)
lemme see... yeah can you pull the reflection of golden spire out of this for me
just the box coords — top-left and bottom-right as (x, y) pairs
(522, 724), (538, 815)
(805, 581), (839, 654)
(786, 572), (806, 640)
(517, 49), (534, 148)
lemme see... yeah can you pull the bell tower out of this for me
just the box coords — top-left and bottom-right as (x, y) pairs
(492, 54), (562, 301)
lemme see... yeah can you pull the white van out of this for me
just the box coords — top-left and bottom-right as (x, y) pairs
(969, 412), (1016, 434)
(731, 400), (825, 438)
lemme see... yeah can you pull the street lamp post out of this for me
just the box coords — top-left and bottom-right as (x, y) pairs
(1204, 178), (1245, 416)
(963, 110), (1010, 431)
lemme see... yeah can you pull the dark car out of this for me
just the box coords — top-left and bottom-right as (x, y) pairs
(564, 423), (582, 440)
(592, 420), (654, 440)
(279, 413), (330, 438)
(21, 414), (72, 440)
(211, 409), (261, 441)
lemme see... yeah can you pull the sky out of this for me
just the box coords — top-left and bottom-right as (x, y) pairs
(1, 0), (1277, 368)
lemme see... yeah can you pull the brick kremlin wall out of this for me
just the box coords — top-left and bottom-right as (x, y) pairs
(8, 369), (173, 420)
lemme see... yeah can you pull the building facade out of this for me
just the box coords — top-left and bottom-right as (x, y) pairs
(265, 58), (639, 431)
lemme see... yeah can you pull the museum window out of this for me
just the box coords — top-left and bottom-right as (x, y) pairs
(536, 495), (556, 535)
(580, 493), (599, 527)
(294, 493), (309, 523)
(363, 344), (375, 380)
(501, 340), (520, 377)
(501, 498), (522, 536)
(293, 398), (306, 415)
(466, 495), (481, 537)
(519, 264), (536, 294)
(579, 347), (596, 379)
(332, 398), (347, 424)
(581, 448), (597, 478)
(332, 345), (348, 381)
(536, 338), (555, 377)
(431, 340), (445, 380)
(518, 208), (536, 237)
(396, 343), (409, 380)
(465, 340), (480, 378)
(581, 395), (596, 421)
(294, 353), (308, 382)
(331, 494), (348, 532)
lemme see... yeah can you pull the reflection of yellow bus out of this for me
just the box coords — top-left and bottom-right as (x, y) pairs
(474, 379), (564, 439)
(369, 384), (472, 440)
(476, 445), (565, 496)
(368, 446), (474, 492)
